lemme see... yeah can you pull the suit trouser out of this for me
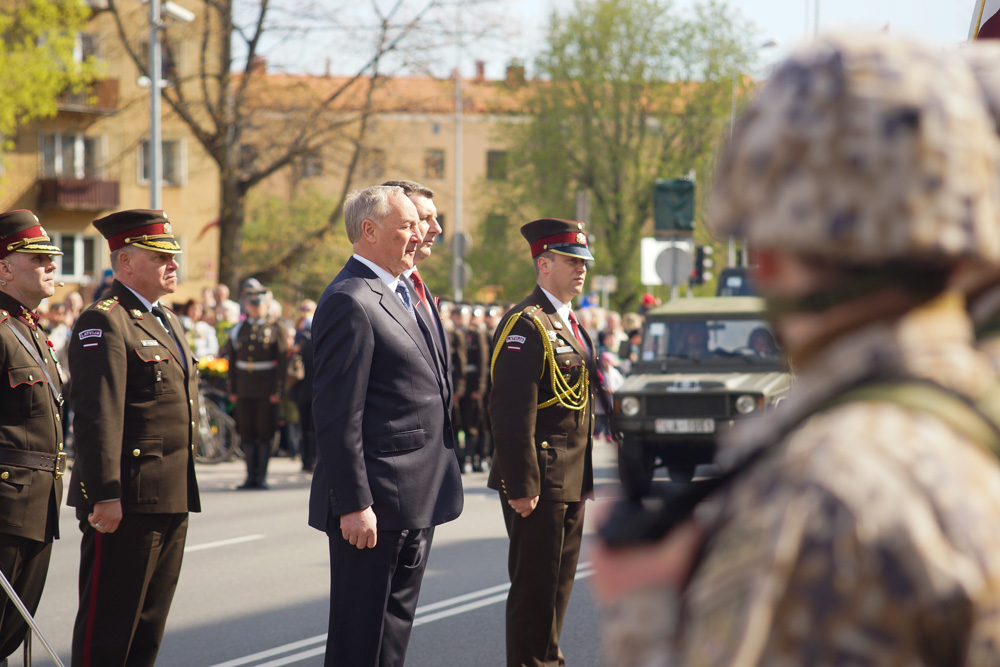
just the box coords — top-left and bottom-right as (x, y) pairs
(325, 525), (434, 667)
(500, 494), (586, 667)
(0, 534), (52, 660)
(72, 513), (188, 667)
(237, 397), (278, 484)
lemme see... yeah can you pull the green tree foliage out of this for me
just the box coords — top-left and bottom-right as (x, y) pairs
(0, 0), (97, 150)
(482, 0), (756, 310)
(240, 189), (354, 305)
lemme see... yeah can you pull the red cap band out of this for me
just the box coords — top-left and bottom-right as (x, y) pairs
(530, 232), (587, 258)
(107, 222), (171, 252)
(0, 225), (47, 260)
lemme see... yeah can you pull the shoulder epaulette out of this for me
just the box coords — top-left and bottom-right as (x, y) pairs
(522, 304), (543, 319)
(94, 296), (120, 313)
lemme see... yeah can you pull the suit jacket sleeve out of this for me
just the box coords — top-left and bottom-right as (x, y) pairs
(488, 314), (543, 499)
(312, 290), (375, 515)
(69, 309), (128, 503)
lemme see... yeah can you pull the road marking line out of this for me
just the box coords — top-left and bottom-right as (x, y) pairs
(207, 562), (593, 666)
(185, 534), (265, 553)
(207, 635), (325, 667)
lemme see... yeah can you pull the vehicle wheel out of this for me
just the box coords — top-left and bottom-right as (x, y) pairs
(617, 435), (655, 498)
(197, 400), (241, 463)
(668, 465), (696, 483)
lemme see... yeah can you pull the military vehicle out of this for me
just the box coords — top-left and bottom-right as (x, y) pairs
(614, 296), (791, 494)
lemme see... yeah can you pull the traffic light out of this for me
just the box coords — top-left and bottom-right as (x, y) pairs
(690, 245), (714, 285)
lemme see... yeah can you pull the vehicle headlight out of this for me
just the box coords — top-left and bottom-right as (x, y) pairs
(735, 394), (757, 415)
(620, 396), (640, 417)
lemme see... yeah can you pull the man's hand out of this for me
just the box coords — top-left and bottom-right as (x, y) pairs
(508, 496), (539, 518)
(269, 393), (281, 405)
(88, 500), (123, 534)
(340, 506), (377, 549)
(228, 393), (237, 403)
(591, 519), (704, 606)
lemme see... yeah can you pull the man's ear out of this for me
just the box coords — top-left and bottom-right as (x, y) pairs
(361, 219), (379, 243)
(0, 259), (14, 282)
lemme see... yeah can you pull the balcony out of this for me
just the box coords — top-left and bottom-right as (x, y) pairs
(37, 179), (119, 211)
(58, 79), (119, 115)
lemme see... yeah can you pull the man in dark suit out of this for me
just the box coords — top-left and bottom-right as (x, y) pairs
(309, 185), (464, 667)
(68, 210), (201, 667)
(0, 210), (65, 662)
(488, 219), (596, 667)
(381, 179), (455, 425)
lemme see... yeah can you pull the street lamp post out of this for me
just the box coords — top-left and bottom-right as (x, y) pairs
(728, 39), (777, 267)
(145, 0), (194, 209)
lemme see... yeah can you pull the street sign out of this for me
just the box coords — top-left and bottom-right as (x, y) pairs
(641, 238), (692, 286)
(591, 275), (618, 292)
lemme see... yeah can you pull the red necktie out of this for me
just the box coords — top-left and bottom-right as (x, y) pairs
(411, 268), (440, 327)
(568, 311), (588, 352)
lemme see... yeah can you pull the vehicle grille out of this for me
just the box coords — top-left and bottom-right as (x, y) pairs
(645, 395), (731, 418)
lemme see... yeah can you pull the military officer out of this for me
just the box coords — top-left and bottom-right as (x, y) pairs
(226, 279), (289, 490)
(461, 305), (489, 473)
(488, 219), (596, 667)
(68, 209), (201, 667)
(593, 33), (1000, 665)
(448, 305), (468, 467)
(0, 210), (65, 662)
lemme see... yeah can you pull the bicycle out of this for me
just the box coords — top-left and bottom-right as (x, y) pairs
(196, 382), (241, 463)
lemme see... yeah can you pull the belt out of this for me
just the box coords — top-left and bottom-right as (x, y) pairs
(235, 360), (278, 371)
(0, 449), (67, 478)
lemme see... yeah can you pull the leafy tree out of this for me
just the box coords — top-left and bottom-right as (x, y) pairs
(0, 0), (97, 152)
(481, 0), (757, 310)
(107, 0), (489, 292)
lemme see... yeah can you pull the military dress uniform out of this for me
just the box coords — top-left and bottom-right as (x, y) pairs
(227, 313), (289, 488)
(488, 220), (596, 667)
(448, 320), (468, 465)
(0, 212), (65, 660)
(461, 316), (489, 470)
(68, 211), (200, 667)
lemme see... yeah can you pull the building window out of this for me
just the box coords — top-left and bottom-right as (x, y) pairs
(360, 148), (385, 180)
(424, 149), (445, 180)
(54, 233), (101, 282)
(74, 32), (99, 63)
(139, 139), (185, 186)
(40, 133), (103, 179)
(139, 40), (178, 82)
(486, 150), (508, 180)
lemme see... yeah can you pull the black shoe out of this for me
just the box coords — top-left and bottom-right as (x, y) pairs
(301, 465), (315, 473)
(258, 480), (270, 490)
(236, 480), (259, 490)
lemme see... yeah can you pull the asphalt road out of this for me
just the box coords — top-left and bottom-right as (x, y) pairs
(14, 440), (633, 667)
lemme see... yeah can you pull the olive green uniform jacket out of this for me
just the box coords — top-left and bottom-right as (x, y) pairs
(67, 281), (200, 516)
(0, 293), (64, 542)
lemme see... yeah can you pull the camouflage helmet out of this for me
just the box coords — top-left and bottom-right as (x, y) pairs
(710, 32), (1000, 266)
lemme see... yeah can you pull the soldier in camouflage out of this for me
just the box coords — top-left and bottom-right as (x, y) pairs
(593, 32), (1000, 666)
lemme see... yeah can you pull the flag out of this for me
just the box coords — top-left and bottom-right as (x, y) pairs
(971, 0), (1000, 40)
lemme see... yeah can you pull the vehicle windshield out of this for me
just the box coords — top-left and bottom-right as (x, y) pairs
(638, 317), (784, 368)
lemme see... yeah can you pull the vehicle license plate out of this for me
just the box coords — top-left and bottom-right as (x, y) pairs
(655, 418), (715, 434)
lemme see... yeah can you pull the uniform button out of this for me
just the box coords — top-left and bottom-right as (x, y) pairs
(59, 443), (63, 450)
(540, 442), (549, 449)
(132, 448), (141, 457)
(189, 399), (194, 406)
(34, 333), (38, 339)
(0, 472), (7, 480)
(154, 354), (161, 361)
(190, 421), (195, 428)
(249, 345), (255, 352)
(250, 334), (257, 341)
(28, 374), (33, 381)
(55, 414), (60, 421)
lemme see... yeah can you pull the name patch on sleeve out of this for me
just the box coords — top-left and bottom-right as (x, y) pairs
(78, 329), (102, 340)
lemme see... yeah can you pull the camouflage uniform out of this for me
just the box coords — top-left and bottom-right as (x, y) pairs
(603, 33), (1000, 666)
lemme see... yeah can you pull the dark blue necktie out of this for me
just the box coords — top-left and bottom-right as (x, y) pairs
(395, 282), (415, 316)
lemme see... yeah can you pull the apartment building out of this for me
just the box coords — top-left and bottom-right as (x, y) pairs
(0, 0), (221, 303)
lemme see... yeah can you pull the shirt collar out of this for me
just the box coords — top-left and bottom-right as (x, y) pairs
(540, 286), (573, 327)
(122, 284), (157, 312)
(353, 254), (402, 292)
